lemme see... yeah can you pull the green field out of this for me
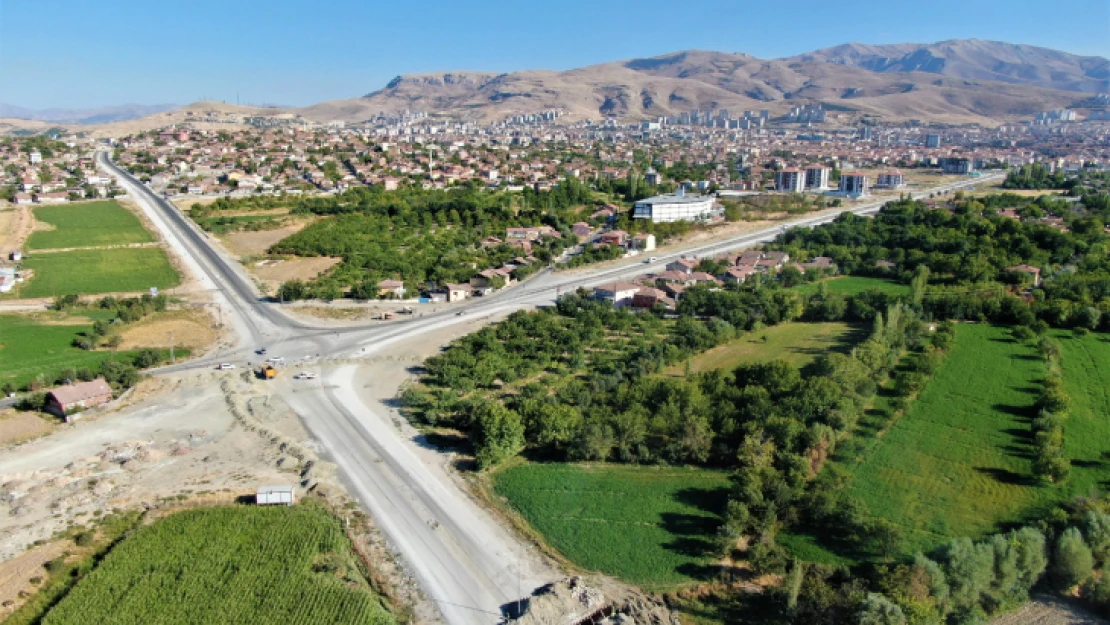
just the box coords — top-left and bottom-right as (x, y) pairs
(0, 313), (180, 390)
(1053, 332), (1110, 499)
(27, 201), (154, 250)
(841, 324), (1046, 554)
(667, 322), (863, 375)
(15, 247), (180, 298)
(40, 505), (395, 625)
(795, 276), (910, 297)
(493, 463), (730, 589)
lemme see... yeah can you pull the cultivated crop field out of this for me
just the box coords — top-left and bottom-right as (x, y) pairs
(15, 247), (179, 298)
(493, 463), (730, 590)
(1, 312), (118, 388)
(667, 321), (863, 375)
(0, 312), (185, 389)
(795, 276), (910, 297)
(27, 201), (153, 250)
(842, 324), (1046, 554)
(39, 505), (396, 625)
(1053, 332), (1110, 499)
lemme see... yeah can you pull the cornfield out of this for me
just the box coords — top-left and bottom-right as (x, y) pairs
(41, 504), (395, 625)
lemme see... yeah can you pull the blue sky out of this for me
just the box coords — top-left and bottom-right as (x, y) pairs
(1, 0), (1107, 109)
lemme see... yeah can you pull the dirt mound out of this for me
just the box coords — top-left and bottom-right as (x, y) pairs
(514, 577), (679, 625)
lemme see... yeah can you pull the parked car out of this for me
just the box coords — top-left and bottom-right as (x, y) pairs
(294, 371), (318, 380)
(217, 363), (236, 370)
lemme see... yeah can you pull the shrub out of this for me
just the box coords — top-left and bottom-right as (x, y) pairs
(1052, 527), (1094, 590)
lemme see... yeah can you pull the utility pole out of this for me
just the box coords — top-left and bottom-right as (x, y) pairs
(169, 331), (175, 364)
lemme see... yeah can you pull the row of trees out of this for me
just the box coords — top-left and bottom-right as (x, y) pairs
(1001, 163), (1073, 191)
(734, 505), (1110, 624)
(1032, 338), (1070, 483)
(719, 310), (954, 570)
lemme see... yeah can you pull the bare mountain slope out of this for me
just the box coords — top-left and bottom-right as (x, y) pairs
(337, 43), (1086, 125)
(788, 39), (1109, 93)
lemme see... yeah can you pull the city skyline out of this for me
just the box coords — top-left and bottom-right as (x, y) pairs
(0, 0), (1108, 109)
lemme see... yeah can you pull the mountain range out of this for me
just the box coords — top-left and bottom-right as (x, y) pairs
(0, 103), (179, 125)
(3, 39), (1107, 133)
(295, 39), (1107, 126)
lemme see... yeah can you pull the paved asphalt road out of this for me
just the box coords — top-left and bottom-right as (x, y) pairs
(91, 153), (1001, 623)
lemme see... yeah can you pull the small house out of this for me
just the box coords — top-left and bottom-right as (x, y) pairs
(445, 283), (470, 303)
(377, 279), (406, 298)
(1007, 264), (1042, 287)
(593, 281), (643, 308)
(45, 378), (113, 420)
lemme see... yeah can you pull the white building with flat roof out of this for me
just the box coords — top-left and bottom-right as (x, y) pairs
(632, 189), (715, 223)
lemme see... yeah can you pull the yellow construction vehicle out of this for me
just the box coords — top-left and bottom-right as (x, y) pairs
(257, 363), (278, 379)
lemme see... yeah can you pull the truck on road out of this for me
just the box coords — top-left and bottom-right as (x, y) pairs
(257, 363), (278, 379)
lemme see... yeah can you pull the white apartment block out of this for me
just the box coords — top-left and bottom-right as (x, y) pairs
(775, 168), (805, 193)
(838, 173), (869, 198)
(875, 171), (906, 189)
(804, 165), (831, 190)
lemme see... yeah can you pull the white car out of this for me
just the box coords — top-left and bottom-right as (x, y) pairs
(217, 363), (236, 370)
(267, 356), (285, 364)
(295, 372), (318, 380)
(646, 256), (659, 263)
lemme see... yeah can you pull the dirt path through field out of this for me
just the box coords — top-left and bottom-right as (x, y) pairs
(0, 205), (33, 255)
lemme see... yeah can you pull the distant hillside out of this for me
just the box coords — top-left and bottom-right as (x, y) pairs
(5, 38), (1105, 134)
(329, 40), (1099, 125)
(787, 39), (1109, 93)
(0, 103), (181, 124)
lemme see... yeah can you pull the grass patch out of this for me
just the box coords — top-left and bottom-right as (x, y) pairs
(840, 324), (1045, 554)
(195, 213), (287, 233)
(666, 321), (864, 375)
(1052, 331), (1110, 500)
(0, 313), (184, 389)
(14, 247), (180, 298)
(493, 462), (730, 590)
(795, 276), (910, 297)
(37, 505), (395, 625)
(27, 201), (153, 250)
(776, 532), (857, 567)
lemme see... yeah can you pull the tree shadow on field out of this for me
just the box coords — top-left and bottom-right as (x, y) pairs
(993, 403), (1033, 418)
(672, 486), (730, 515)
(661, 513), (719, 553)
(975, 466), (1035, 486)
(659, 486), (730, 581)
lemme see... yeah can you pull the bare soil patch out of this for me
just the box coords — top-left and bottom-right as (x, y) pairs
(0, 411), (54, 446)
(0, 206), (34, 257)
(114, 308), (219, 352)
(0, 374), (304, 564)
(252, 256), (341, 287)
(221, 222), (310, 257)
(0, 540), (68, 615)
(989, 596), (1107, 625)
